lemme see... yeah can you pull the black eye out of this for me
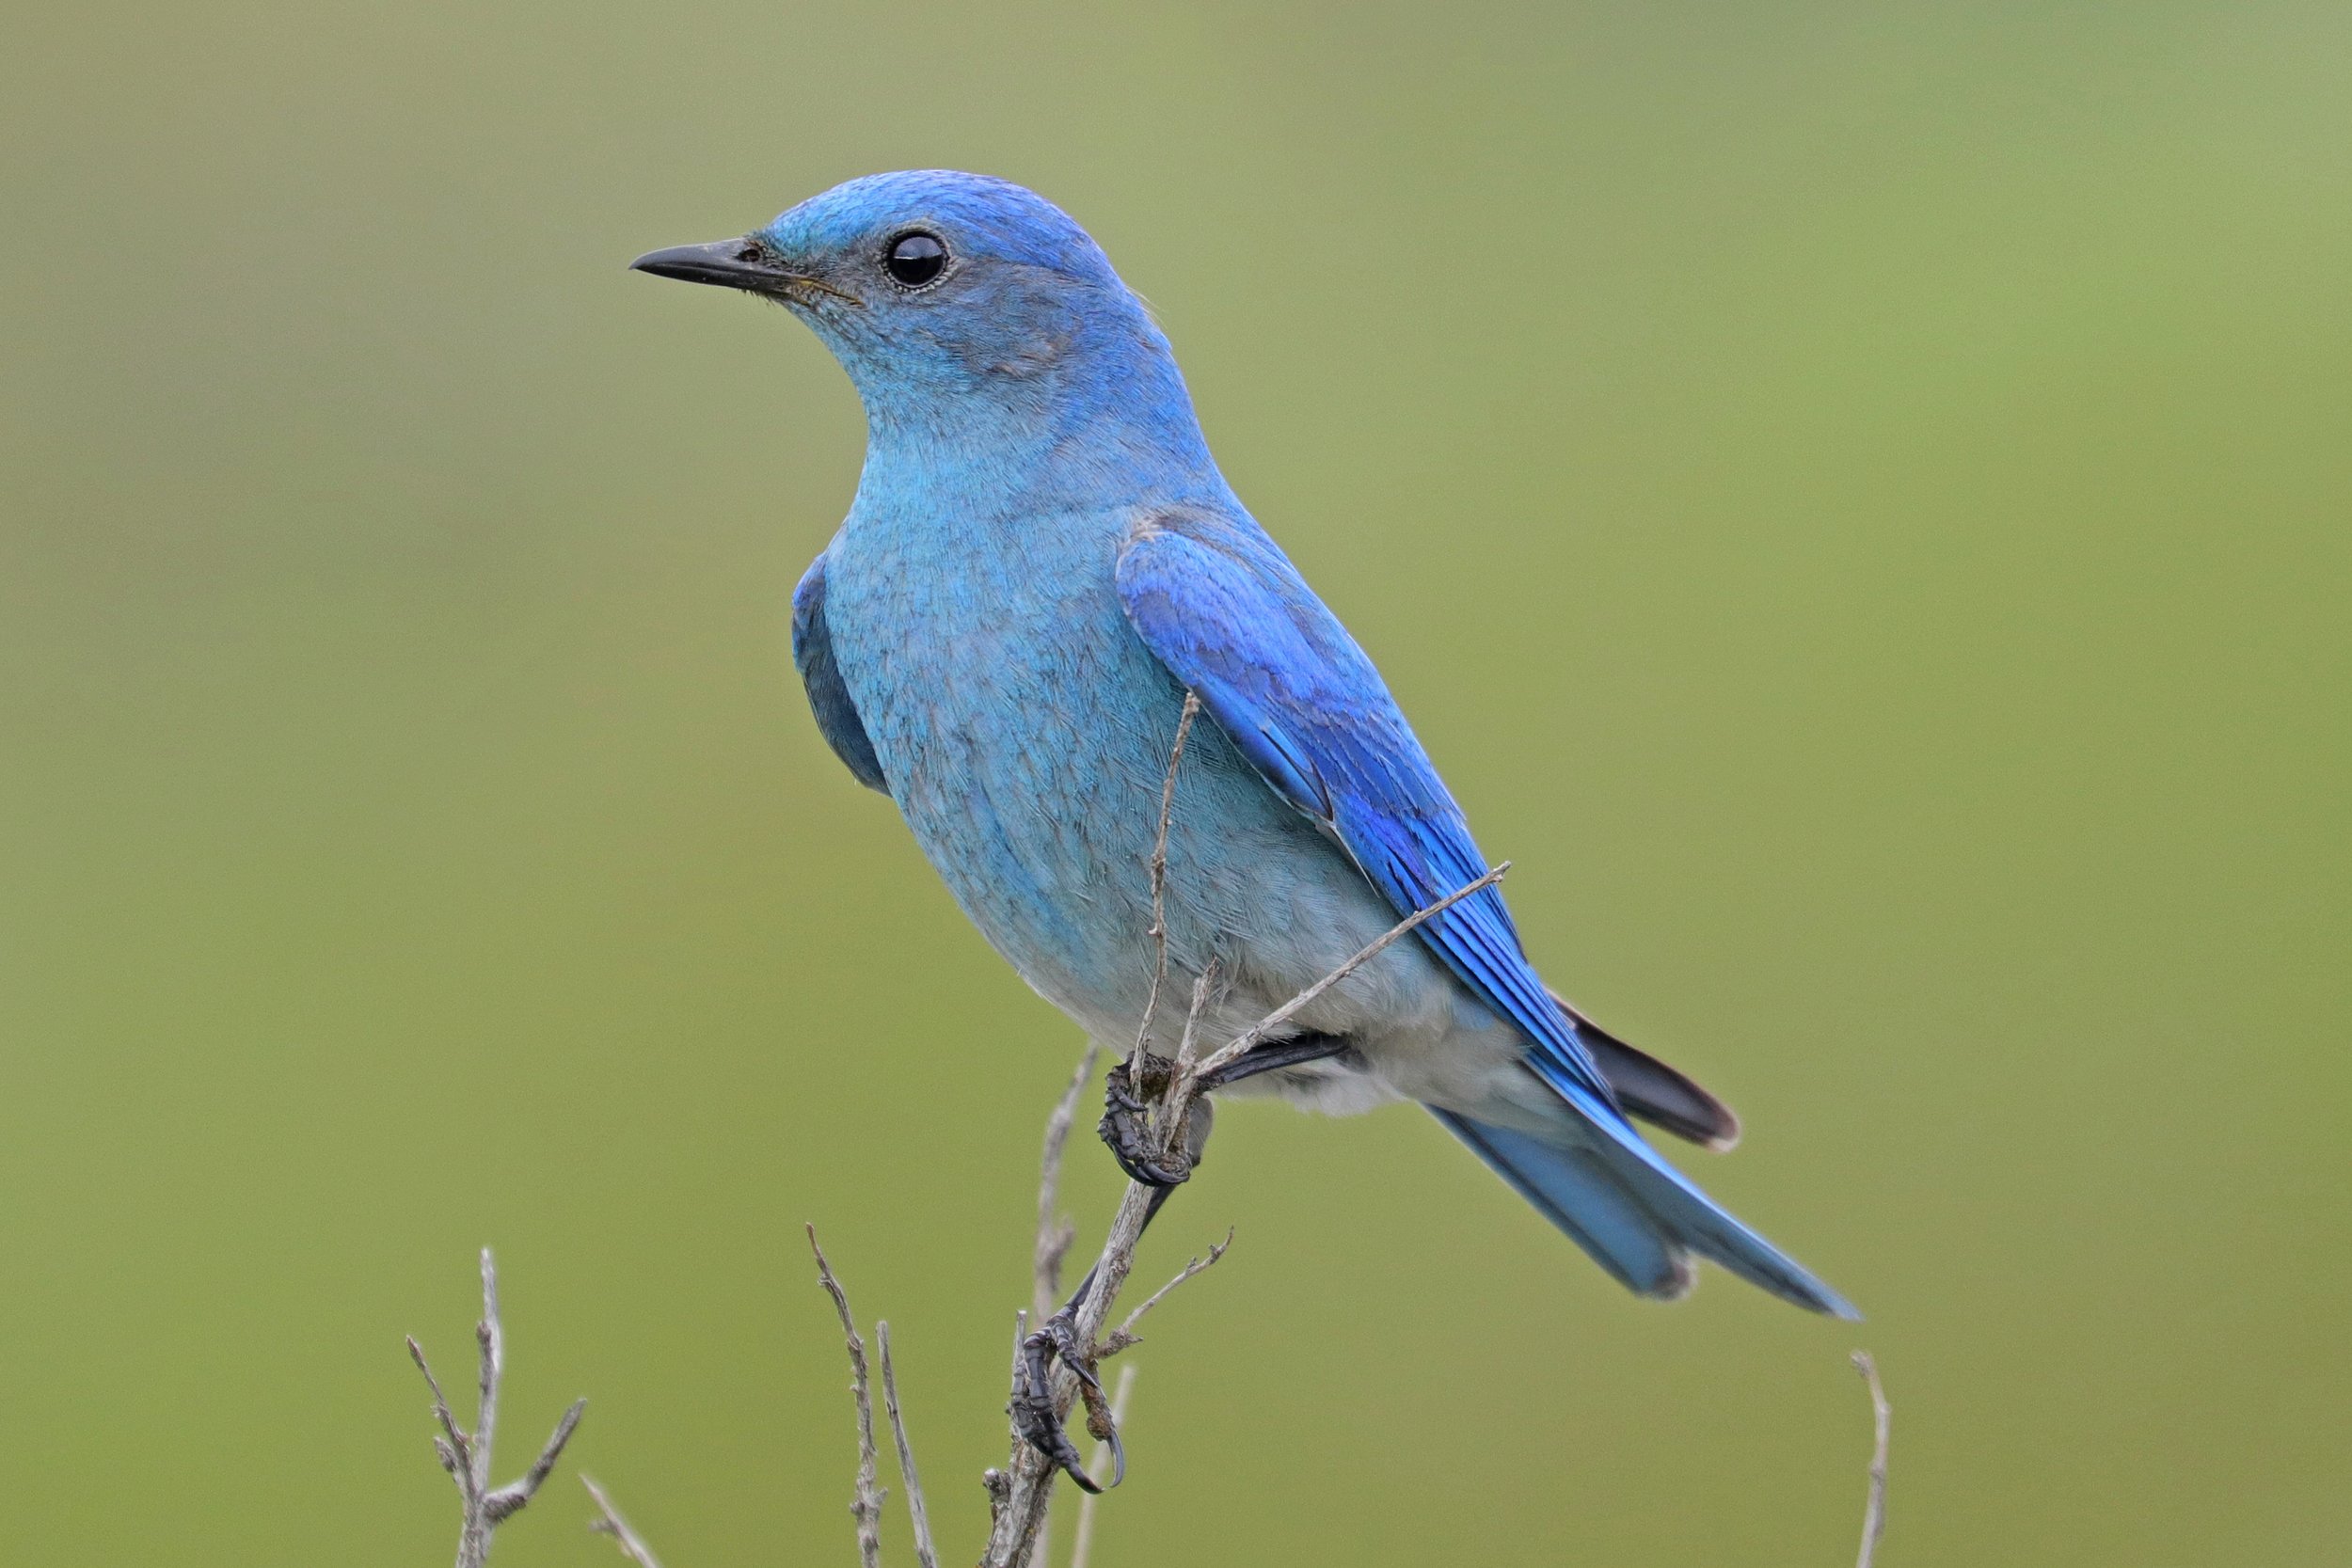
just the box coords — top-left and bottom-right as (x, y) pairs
(883, 230), (947, 288)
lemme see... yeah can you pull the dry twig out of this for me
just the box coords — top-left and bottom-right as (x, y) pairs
(1191, 862), (1507, 1085)
(406, 1249), (586, 1568)
(1105, 1228), (1232, 1354)
(877, 1323), (939, 1568)
(1128, 690), (1200, 1076)
(1034, 1040), (1102, 1324)
(808, 1225), (885, 1568)
(1852, 1352), (1892, 1568)
(581, 1475), (667, 1568)
(420, 700), (1522, 1568)
(1156, 963), (1222, 1128)
(978, 703), (1518, 1563)
(1026, 1041), (1102, 1568)
(1067, 1364), (1138, 1568)
(983, 850), (1507, 1564)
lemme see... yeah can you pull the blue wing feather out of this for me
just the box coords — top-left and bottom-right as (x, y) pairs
(1115, 509), (1859, 1319)
(791, 553), (890, 794)
(1114, 509), (1617, 1115)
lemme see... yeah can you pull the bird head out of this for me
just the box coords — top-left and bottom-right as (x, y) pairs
(633, 170), (1187, 441)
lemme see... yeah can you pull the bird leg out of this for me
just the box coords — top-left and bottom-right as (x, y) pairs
(1018, 1032), (1358, 1488)
(1016, 1085), (1203, 1491)
(1198, 1030), (1358, 1090)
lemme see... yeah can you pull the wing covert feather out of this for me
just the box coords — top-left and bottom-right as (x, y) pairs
(1114, 510), (1614, 1112)
(790, 553), (889, 794)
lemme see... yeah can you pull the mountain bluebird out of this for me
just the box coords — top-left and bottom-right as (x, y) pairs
(632, 173), (1854, 1338)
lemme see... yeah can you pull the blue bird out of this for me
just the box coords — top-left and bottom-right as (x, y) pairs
(632, 172), (1854, 1330)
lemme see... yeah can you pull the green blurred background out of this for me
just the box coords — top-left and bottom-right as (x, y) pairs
(6, 2), (2348, 1563)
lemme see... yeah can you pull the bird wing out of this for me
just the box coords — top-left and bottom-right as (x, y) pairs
(1113, 508), (1615, 1115)
(790, 552), (889, 794)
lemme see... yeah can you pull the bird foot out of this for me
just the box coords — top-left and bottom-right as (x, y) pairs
(1009, 1305), (1123, 1493)
(1097, 1053), (1198, 1187)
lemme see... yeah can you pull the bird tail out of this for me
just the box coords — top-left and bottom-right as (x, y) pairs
(1428, 1103), (1858, 1319)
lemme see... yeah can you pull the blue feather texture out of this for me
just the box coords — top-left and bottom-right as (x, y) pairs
(790, 556), (888, 793)
(638, 169), (1854, 1317)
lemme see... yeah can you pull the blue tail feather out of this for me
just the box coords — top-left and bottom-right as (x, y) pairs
(1524, 1051), (1857, 1318)
(1435, 1072), (1859, 1319)
(1430, 1107), (1694, 1299)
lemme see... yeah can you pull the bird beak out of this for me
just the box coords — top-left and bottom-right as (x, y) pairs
(629, 236), (804, 294)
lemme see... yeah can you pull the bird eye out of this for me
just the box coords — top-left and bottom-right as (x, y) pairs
(882, 230), (947, 288)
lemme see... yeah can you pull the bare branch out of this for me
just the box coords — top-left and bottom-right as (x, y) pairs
(1851, 1352), (1892, 1568)
(807, 1226), (885, 1568)
(486, 1401), (588, 1523)
(484, 1399), (585, 1523)
(393, 780), (1872, 1568)
(1193, 863), (1508, 1084)
(581, 1476), (666, 1568)
(983, 694), (1202, 1567)
(877, 1323), (939, 1568)
(409, 1250), (587, 1568)
(1030, 1076), (1088, 1568)
(982, 865), (1511, 1564)
(985, 1196), (1153, 1557)
(407, 1336), (469, 1473)
(1170, 966), (1217, 1076)
(1157, 962), (1222, 1129)
(1128, 690), (1200, 1074)
(981, 1311), (1028, 1535)
(1067, 1364), (1137, 1568)
(1107, 1228), (1232, 1354)
(473, 1249), (501, 1520)
(1034, 1040), (1102, 1324)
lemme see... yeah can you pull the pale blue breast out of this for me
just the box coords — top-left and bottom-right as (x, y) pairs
(818, 499), (1334, 1035)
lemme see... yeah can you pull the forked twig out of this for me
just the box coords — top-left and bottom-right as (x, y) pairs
(406, 1249), (586, 1568)
(400, 660), (1866, 1568)
(1852, 1352), (1892, 1568)
(1108, 1228), (1232, 1353)
(1002, 698), (1200, 1564)
(807, 1226), (884, 1568)
(984, 861), (1508, 1563)
(446, 697), (1520, 1568)
(581, 1475), (666, 1568)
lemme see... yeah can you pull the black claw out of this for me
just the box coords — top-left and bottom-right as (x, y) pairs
(1097, 1054), (1197, 1188)
(1009, 1307), (1120, 1492)
(1023, 1038), (1349, 1491)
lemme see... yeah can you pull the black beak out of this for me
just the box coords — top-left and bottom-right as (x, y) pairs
(629, 236), (798, 293)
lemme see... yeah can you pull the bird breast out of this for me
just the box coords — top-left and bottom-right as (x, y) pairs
(817, 503), (1439, 1053)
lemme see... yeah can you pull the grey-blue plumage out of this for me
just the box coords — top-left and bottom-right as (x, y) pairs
(789, 556), (886, 793)
(637, 170), (1854, 1318)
